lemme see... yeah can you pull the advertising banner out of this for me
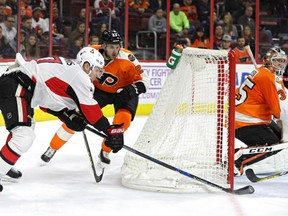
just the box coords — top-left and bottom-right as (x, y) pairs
(139, 62), (257, 104)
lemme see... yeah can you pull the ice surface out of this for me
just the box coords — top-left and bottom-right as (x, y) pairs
(0, 117), (288, 216)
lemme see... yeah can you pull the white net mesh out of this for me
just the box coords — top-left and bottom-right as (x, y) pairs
(121, 48), (234, 192)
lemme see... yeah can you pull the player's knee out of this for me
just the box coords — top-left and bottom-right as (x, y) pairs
(9, 126), (36, 154)
(114, 109), (132, 131)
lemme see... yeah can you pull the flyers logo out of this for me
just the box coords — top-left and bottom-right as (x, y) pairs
(97, 72), (118, 86)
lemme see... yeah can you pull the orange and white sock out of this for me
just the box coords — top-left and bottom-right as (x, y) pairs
(50, 124), (75, 150)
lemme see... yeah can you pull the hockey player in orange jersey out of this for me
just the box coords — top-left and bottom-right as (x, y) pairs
(40, 30), (149, 176)
(234, 46), (287, 175)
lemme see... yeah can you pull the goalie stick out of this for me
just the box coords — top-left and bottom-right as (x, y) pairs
(85, 125), (254, 195)
(82, 130), (104, 183)
(245, 168), (288, 183)
(245, 45), (258, 69)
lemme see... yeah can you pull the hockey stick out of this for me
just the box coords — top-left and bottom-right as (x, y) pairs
(245, 168), (288, 183)
(82, 130), (104, 183)
(245, 45), (258, 69)
(85, 125), (254, 195)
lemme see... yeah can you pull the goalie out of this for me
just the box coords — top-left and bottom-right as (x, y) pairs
(235, 46), (288, 176)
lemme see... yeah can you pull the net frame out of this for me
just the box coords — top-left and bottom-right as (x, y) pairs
(121, 48), (236, 192)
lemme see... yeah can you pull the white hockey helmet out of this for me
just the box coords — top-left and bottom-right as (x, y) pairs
(76, 47), (105, 72)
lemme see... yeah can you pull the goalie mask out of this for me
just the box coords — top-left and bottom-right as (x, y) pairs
(76, 47), (105, 77)
(263, 46), (287, 76)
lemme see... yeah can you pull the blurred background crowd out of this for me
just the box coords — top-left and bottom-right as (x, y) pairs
(0, 0), (287, 62)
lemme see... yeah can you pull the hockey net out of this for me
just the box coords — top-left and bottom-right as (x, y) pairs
(121, 48), (236, 192)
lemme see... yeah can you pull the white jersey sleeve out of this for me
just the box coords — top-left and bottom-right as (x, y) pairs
(21, 56), (104, 125)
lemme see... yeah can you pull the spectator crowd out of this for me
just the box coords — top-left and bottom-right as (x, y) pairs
(0, 0), (286, 61)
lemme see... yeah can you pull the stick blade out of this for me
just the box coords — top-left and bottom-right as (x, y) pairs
(95, 168), (104, 183)
(228, 185), (255, 195)
(245, 169), (259, 183)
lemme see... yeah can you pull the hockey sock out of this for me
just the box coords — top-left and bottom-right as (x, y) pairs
(50, 124), (75, 150)
(101, 109), (132, 153)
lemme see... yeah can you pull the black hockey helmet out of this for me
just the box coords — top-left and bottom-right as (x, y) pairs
(101, 30), (122, 44)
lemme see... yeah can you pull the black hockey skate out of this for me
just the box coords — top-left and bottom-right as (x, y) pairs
(6, 167), (22, 179)
(0, 168), (21, 192)
(1, 167), (22, 184)
(41, 147), (57, 163)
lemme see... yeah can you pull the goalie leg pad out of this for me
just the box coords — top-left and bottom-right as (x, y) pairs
(242, 150), (283, 167)
(234, 146), (283, 176)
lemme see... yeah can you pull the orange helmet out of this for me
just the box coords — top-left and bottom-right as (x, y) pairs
(263, 46), (287, 75)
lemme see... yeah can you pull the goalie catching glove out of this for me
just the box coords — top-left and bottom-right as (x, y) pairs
(116, 82), (146, 103)
(104, 124), (124, 153)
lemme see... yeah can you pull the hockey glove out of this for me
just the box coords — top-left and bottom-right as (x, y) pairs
(104, 124), (124, 153)
(116, 84), (139, 103)
(63, 110), (87, 132)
